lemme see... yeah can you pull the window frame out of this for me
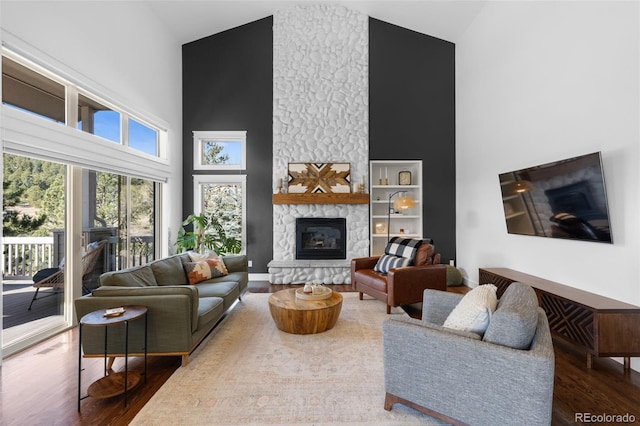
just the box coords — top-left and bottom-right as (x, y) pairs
(193, 174), (247, 254)
(1, 48), (168, 357)
(193, 131), (246, 171)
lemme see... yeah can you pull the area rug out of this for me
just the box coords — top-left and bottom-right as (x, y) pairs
(131, 292), (444, 425)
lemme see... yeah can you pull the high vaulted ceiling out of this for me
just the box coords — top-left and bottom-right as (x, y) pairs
(145, 0), (487, 45)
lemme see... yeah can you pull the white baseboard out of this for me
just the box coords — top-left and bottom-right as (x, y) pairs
(249, 273), (270, 281)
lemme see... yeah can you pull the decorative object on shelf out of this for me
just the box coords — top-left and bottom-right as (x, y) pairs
(287, 162), (351, 193)
(387, 190), (415, 242)
(276, 178), (283, 194)
(379, 167), (390, 185)
(398, 170), (412, 185)
(375, 222), (387, 234)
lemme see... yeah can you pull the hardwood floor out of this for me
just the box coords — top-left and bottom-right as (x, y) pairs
(1, 282), (639, 425)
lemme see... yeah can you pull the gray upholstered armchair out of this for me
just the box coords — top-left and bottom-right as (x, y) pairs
(382, 282), (555, 426)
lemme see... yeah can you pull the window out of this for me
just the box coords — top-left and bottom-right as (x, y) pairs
(1, 56), (65, 124)
(193, 131), (246, 170)
(128, 118), (158, 156)
(194, 175), (246, 254)
(77, 93), (121, 143)
(1, 49), (167, 357)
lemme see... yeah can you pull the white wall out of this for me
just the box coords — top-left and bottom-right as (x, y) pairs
(457, 1), (639, 368)
(1, 1), (184, 252)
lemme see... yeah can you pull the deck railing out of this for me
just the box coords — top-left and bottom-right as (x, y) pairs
(2, 237), (54, 279)
(2, 234), (154, 279)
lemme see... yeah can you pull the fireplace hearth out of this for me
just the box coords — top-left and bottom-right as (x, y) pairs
(296, 218), (346, 260)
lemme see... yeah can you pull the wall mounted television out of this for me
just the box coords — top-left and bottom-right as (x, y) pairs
(499, 152), (612, 243)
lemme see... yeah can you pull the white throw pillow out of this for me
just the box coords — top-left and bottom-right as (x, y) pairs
(443, 284), (498, 335)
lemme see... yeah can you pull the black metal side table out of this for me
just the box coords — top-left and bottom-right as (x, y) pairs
(78, 305), (148, 411)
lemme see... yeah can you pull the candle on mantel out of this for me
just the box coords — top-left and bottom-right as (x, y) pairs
(385, 167), (388, 179)
(379, 168), (382, 179)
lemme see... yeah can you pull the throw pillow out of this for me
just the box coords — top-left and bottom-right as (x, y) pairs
(383, 237), (423, 264)
(443, 284), (498, 335)
(208, 257), (228, 276)
(445, 265), (464, 286)
(183, 259), (227, 284)
(183, 260), (211, 284)
(187, 251), (229, 276)
(373, 254), (411, 273)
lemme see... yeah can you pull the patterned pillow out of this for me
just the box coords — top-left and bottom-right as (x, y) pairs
(443, 284), (498, 335)
(183, 259), (225, 285)
(188, 251), (228, 276)
(373, 254), (411, 273)
(383, 237), (424, 264)
(183, 260), (212, 284)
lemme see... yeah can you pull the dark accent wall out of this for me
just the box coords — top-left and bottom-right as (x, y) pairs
(182, 15), (456, 272)
(369, 18), (456, 263)
(182, 17), (273, 272)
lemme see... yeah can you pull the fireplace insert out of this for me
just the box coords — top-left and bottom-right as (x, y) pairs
(296, 218), (346, 260)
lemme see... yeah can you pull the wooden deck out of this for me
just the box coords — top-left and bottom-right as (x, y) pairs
(2, 280), (63, 330)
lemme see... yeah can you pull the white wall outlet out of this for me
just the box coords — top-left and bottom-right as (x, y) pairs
(248, 260), (253, 267)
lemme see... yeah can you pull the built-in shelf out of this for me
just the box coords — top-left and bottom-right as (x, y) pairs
(370, 160), (423, 255)
(272, 193), (369, 205)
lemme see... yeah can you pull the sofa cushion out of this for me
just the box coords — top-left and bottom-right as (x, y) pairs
(195, 281), (239, 309)
(383, 237), (423, 262)
(99, 265), (157, 287)
(196, 296), (225, 332)
(374, 254), (411, 273)
(483, 282), (539, 349)
(150, 255), (189, 285)
(443, 284), (498, 335)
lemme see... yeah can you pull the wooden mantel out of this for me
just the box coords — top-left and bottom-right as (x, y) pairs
(272, 193), (369, 205)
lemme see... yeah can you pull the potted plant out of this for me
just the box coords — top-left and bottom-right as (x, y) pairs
(175, 213), (241, 255)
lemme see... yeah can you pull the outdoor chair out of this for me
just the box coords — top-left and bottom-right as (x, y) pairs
(28, 240), (107, 310)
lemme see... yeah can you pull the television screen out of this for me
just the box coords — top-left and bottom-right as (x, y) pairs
(499, 152), (612, 243)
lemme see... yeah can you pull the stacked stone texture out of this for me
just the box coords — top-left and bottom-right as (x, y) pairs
(271, 5), (369, 284)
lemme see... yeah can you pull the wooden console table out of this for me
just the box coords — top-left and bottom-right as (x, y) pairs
(479, 268), (640, 371)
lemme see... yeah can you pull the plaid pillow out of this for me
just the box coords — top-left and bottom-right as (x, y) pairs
(374, 254), (411, 273)
(383, 237), (424, 264)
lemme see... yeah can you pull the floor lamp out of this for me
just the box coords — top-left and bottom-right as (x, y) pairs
(387, 190), (415, 243)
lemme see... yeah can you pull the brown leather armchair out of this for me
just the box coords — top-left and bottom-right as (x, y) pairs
(351, 242), (447, 314)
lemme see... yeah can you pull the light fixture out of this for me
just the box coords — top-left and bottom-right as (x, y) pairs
(387, 190), (415, 242)
(507, 180), (534, 194)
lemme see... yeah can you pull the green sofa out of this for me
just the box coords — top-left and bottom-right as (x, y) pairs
(74, 253), (248, 366)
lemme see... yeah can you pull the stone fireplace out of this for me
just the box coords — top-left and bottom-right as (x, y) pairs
(268, 5), (369, 284)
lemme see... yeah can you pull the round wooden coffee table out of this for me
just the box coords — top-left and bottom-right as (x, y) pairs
(268, 288), (343, 334)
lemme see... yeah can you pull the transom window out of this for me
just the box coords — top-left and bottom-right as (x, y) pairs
(193, 131), (246, 170)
